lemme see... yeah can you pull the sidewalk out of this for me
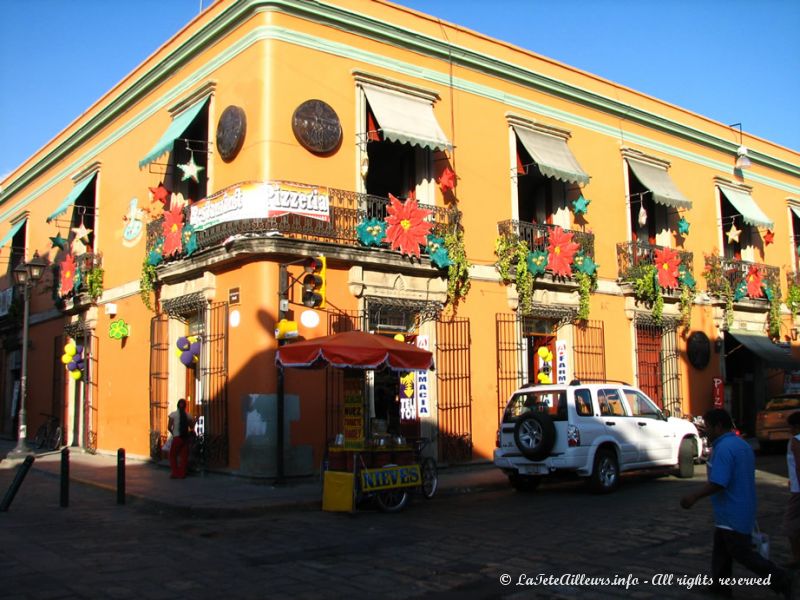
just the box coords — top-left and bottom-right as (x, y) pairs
(0, 439), (508, 517)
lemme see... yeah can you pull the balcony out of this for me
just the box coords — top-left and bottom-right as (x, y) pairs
(497, 220), (595, 259)
(617, 241), (694, 285)
(147, 184), (458, 257)
(704, 255), (780, 302)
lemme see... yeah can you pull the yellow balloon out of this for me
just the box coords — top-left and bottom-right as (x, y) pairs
(537, 346), (549, 359)
(544, 351), (553, 363)
(64, 342), (77, 357)
(175, 348), (184, 359)
(70, 370), (82, 381)
(61, 354), (72, 364)
(393, 334), (405, 342)
(537, 372), (552, 384)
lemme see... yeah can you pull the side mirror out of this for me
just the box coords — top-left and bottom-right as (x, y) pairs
(662, 409), (671, 419)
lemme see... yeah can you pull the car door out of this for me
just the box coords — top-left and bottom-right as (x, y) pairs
(597, 387), (639, 466)
(623, 388), (675, 464)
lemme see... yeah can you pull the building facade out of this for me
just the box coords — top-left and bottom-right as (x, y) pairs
(1, 0), (799, 476)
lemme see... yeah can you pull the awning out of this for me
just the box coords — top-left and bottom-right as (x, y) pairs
(627, 157), (691, 209)
(790, 205), (800, 221)
(513, 126), (590, 186)
(138, 98), (208, 168)
(46, 174), (96, 223)
(728, 330), (800, 370)
(362, 84), (451, 152)
(0, 219), (26, 250)
(719, 185), (773, 229)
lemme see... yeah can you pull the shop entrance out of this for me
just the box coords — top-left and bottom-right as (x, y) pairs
(373, 367), (420, 440)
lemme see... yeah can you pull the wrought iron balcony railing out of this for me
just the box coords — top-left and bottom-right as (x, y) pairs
(147, 185), (458, 255)
(705, 255), (780, 300)
(616, 241), (694, 281)
(496, 220), (595, 258)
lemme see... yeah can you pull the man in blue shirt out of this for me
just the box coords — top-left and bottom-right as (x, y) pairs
(681, 409), (791, 597)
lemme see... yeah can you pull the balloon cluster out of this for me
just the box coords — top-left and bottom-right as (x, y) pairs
(536, 346), (553, 384)
(61, 340), (85, 381)
(176, 335), (201, 367)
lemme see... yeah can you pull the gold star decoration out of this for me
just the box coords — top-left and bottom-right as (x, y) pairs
(726, 223), (741, 244)
(177, 153), (204, 183)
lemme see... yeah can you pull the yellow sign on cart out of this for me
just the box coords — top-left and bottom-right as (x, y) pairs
(322, 470), (355, 512)
(361, 464), (421, 492)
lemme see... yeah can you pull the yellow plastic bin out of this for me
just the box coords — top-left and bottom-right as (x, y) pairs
(322, 470), (355, 512)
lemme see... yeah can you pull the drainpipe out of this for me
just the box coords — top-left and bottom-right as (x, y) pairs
(275, 265), (288, 484)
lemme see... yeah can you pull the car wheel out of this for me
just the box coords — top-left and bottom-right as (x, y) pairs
(508, 473), (542, 492)
(590, 448), (619, 494)
(513, 412), (556, 460)
(676, 438), (695, 478)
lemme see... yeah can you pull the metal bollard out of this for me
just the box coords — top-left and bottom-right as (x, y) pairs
(0, 455), (35, 512)
(60, 447), (69, 508)
(116, 448), (125, 505)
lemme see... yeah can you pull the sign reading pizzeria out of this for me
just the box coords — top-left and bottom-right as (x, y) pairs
(189, 181), (331, 230)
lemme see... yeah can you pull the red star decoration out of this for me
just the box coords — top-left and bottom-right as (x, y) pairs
(764, 230), (775, 245)
(149, 182), (170, 205)
(438, 166), (456, 194)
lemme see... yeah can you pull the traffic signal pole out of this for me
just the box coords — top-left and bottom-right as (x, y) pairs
(276, 264), (288, 484)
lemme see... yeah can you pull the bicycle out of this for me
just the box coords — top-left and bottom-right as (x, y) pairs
(412, 437), (438, 499)
(33, 413), (63, 451)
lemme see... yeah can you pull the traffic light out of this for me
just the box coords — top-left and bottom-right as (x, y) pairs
(302, 256), (326, 308)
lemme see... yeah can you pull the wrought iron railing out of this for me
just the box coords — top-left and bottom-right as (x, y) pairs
(496, 220), (595, 258)
(705, 256), (780, 299)
(147, 186), (459, 254)
(616, 241), (694, 280)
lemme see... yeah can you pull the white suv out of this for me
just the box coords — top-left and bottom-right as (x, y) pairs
(493, 381), (700, 493)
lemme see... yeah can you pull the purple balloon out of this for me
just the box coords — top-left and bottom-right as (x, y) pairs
(75, 345), (84, 355)
(176, 336), (190, 351)
(68, 361), (77, 370)
(180, 351), (195, 367)
(190, 341), (201, 356)
(75, 358), (85, 369)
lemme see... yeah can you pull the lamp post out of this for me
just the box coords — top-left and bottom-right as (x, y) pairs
(8, 252), (46, 459)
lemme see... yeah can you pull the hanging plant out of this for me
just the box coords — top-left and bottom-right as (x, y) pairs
(679, 283), (694, 329)
(444, 227), (471, 306)
(140, 257), (158, 312)
(628, 264), (664, 324)
(767, 284), (781, 339)
(495, 235), (534, 314)
(574, 271), (595, 321)
(703, 254), (734, 329)
(787, 283), (800, 320)
(85, 266), (104, 303)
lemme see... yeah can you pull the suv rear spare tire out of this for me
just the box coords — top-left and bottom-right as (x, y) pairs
(513, 412), (556, 460)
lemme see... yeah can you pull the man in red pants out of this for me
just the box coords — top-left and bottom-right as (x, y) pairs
(167, 398), (195, 478)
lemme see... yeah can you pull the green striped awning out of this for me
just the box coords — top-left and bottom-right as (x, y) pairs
(0, 219), (26, 250)
(627, 157), (692, 209)
(719, 185), (773, 229)
(513, 126), (590, 186)
(46, 174), (96, 223)
(138, 98), (208, 169)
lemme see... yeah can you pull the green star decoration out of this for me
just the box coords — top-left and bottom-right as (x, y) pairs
(182, 224), (198, 257)
(147, 237), (164, 266)
(356, 218), (386, 246)
(763, 284), (774, 302)
(526, 250), (548, 277)
(572, 252), (597, 276)
(677, 216), (690, 236)
(426, 234), (452, 269)
(109, 319), (130, 340)
(572, 195), (590, 216)
(733, 280), (747, 302)
(678, 265), (696, 289)
(49, 232), (68, 250)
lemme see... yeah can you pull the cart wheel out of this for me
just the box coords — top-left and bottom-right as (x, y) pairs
(420, 457), (438, 499)
(375, 488), (409, 513)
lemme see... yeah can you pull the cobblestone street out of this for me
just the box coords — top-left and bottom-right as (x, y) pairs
(0, 454), (795, 599)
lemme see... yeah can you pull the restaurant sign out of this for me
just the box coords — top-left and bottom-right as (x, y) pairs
(360, 464), (421, 492)
(189, 181), (330, 230)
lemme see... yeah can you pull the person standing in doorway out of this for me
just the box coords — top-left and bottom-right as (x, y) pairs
(785, 411), (800, 568)
(680, 408), (791, 597)
(167, 398), (194, 479)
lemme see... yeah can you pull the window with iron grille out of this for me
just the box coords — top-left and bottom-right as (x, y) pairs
(635, 320), (682, 415)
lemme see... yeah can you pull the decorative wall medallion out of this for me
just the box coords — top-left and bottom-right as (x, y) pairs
(216, 105), (246, 162)
(292, 99), (342, 154)
(687, 331), (711, 370)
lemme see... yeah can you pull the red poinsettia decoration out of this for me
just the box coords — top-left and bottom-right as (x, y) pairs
(438, 166), (456, 194)
(385, 194), (433, 258)
(654, 247), (680, 289)
(546, 226), (580, 277)
(162, 203), (185, 256)
(60, 253), (77, 295)
(746, 265), (764, 298)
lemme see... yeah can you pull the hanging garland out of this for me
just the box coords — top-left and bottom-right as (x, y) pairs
(140, 257), (158, 312)
(443, 227), (471, 307)
(787, 283), (800, 321)
(85, 266), (104, 303)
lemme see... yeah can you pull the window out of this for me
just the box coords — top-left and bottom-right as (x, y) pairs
(574, 389), (594, 417)
(598, 388), (627, 417)
(790, 205), (800, 272)
(716, 180), (772, 262)
(503, 389), (568, 423)
(624, 389), (662, 418)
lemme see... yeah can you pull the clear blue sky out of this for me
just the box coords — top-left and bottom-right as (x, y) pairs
(1, 0), (798, 179)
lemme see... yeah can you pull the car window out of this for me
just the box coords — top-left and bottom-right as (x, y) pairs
(503, 390), (568, 423)
(574, 389), (594, 417)
(624, 389), (661, 418)
(598, 388), (627, 417)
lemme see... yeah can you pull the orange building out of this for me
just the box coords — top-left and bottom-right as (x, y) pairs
(1, 0), (798, 476)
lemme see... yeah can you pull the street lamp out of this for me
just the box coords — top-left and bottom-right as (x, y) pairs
(8, 251), (46, 458)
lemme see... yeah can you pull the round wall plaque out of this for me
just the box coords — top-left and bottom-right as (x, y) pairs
(687, 331), (711, 370)
(216, 105), (246, 162)
(292, 99), (342, 154)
